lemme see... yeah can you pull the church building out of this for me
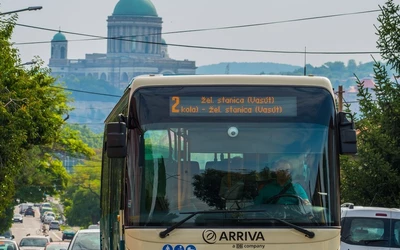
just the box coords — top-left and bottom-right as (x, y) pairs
(48, 0), (196, 87)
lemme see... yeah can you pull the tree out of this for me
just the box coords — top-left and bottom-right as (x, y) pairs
(0, 15), (64, 230)
(66, 124), (103, 149)
(62, 150), (101, 227)
(0, 15), (94, 232)
(340, 0), (400, 207)
(324, 61), (346, 72)
(347, 59), (357, 72)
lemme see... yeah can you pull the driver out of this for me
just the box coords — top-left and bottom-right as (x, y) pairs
(254, 159), (310, 205)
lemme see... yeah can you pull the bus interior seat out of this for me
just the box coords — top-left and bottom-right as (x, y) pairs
(205, 161), (218, 170)
(205, 160), (230, 172)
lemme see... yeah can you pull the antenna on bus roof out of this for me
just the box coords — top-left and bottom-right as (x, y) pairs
(304, 47), (307, 76)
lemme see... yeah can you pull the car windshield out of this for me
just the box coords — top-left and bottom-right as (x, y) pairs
(0, 241), (16, 250)
(70, 232), (100, 250)
(0, 231), (11, 238)
(45, 244), (69, 250)
(20, 238), (48, 247)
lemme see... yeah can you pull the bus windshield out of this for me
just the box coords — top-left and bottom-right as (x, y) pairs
(125, 86), (339, 228)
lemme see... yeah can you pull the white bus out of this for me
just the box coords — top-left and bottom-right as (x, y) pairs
(101, 74), (357, 250)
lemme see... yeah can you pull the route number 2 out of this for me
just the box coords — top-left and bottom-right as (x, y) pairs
(171, 96), (180, 113)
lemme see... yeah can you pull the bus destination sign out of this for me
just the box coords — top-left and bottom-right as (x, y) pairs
(169, 96), (297, 116)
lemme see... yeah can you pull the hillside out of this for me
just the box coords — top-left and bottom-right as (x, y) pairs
(196, 62), (302, 75)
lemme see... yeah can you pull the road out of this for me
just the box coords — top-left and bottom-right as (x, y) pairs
(10, 206), (67, 245)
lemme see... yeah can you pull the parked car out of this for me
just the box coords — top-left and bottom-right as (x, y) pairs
(0, 230), (14, 240)
(87, 224), (99, 229)
(61, 230), (75, 241)
(39, 208), (52, 221)
(41, 212), (54, 223)
(19, 235), (52, 250)
(43, 216), (55, 225)
(67, 229), (99, 250)
(19, 203), (33, 215)
(0, 239), (19, 250)
(43, 242), (69, 250)
(341, 204), (400, 249)
(24, 207), (35, 217)
(48, 221), (60, 231)
(12, 214), (23, 223)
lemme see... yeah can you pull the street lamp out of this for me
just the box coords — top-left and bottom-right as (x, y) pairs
(17, 60), (38, 67)
(0, 6), (42, 16)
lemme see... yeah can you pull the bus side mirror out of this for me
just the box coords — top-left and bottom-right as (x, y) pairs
(337, 112), (357, 155)
(106, 122), (127, 158)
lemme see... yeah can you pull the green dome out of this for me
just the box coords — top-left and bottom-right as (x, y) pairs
(52, 32), (67, 42)
(113, 0), (158, 16)
(161, 38), (166, 45)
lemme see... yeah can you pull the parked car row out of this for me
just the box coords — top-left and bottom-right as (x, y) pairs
(14, 229), (99, 250)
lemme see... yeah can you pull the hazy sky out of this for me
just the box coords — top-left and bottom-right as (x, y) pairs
(1, 0), (394, 67)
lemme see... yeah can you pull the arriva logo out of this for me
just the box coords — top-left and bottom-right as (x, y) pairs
(202, 229), (217, 244)
(202, 230), (265, 244)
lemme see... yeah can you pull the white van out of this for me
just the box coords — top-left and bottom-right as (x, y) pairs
(341, 204), (400, 249)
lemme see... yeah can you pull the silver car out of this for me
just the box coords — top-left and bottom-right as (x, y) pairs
(19, 235), (52, 250)
(48, 221), (60, 231)
(43, 216), (55, 224)
(67, 229), (100, 250)
(13, 214), (23, 223)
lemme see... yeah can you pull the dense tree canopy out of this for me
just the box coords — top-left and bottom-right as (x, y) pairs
(340, 0), (400, 207)
(0, 15), (94, 232)
(62, 150), (101, 227)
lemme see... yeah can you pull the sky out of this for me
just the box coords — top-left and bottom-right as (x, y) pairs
(1, 0), (395, 68)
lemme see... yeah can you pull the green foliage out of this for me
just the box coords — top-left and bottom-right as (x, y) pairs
(65, 124), (103, 149)
(0, 15), (96, 232)
(62, 151), (101, 227)
(14, 148), (70, 202)
(62, 76), (122, 102)
(376, 0), (400, 73)
(340, 0), (400, 207)
(283, 61), (385, 90)
(0, 14), (68, 231)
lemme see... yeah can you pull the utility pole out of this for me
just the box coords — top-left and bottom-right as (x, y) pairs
(304, 47), (307, 76)
(338, 85), (344, 112)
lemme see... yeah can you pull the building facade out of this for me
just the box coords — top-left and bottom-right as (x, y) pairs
(49, 0), (196, 88)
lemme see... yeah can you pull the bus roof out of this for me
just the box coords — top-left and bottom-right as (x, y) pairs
(128, 74), (334, 96)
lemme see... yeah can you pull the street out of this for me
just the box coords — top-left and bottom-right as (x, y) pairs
(11, 206), (67, 244)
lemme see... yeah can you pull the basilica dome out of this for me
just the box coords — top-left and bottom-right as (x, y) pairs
(113, 0), (158, 16)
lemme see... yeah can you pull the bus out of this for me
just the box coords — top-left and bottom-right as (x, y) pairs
(100, 74), (357, 250)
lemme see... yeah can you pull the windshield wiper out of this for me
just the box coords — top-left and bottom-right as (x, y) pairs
(159, 209), (315, 239)
(362, 239), (388, 245)
(252, 217), (315, 238)
(159, 210), (265, 238)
